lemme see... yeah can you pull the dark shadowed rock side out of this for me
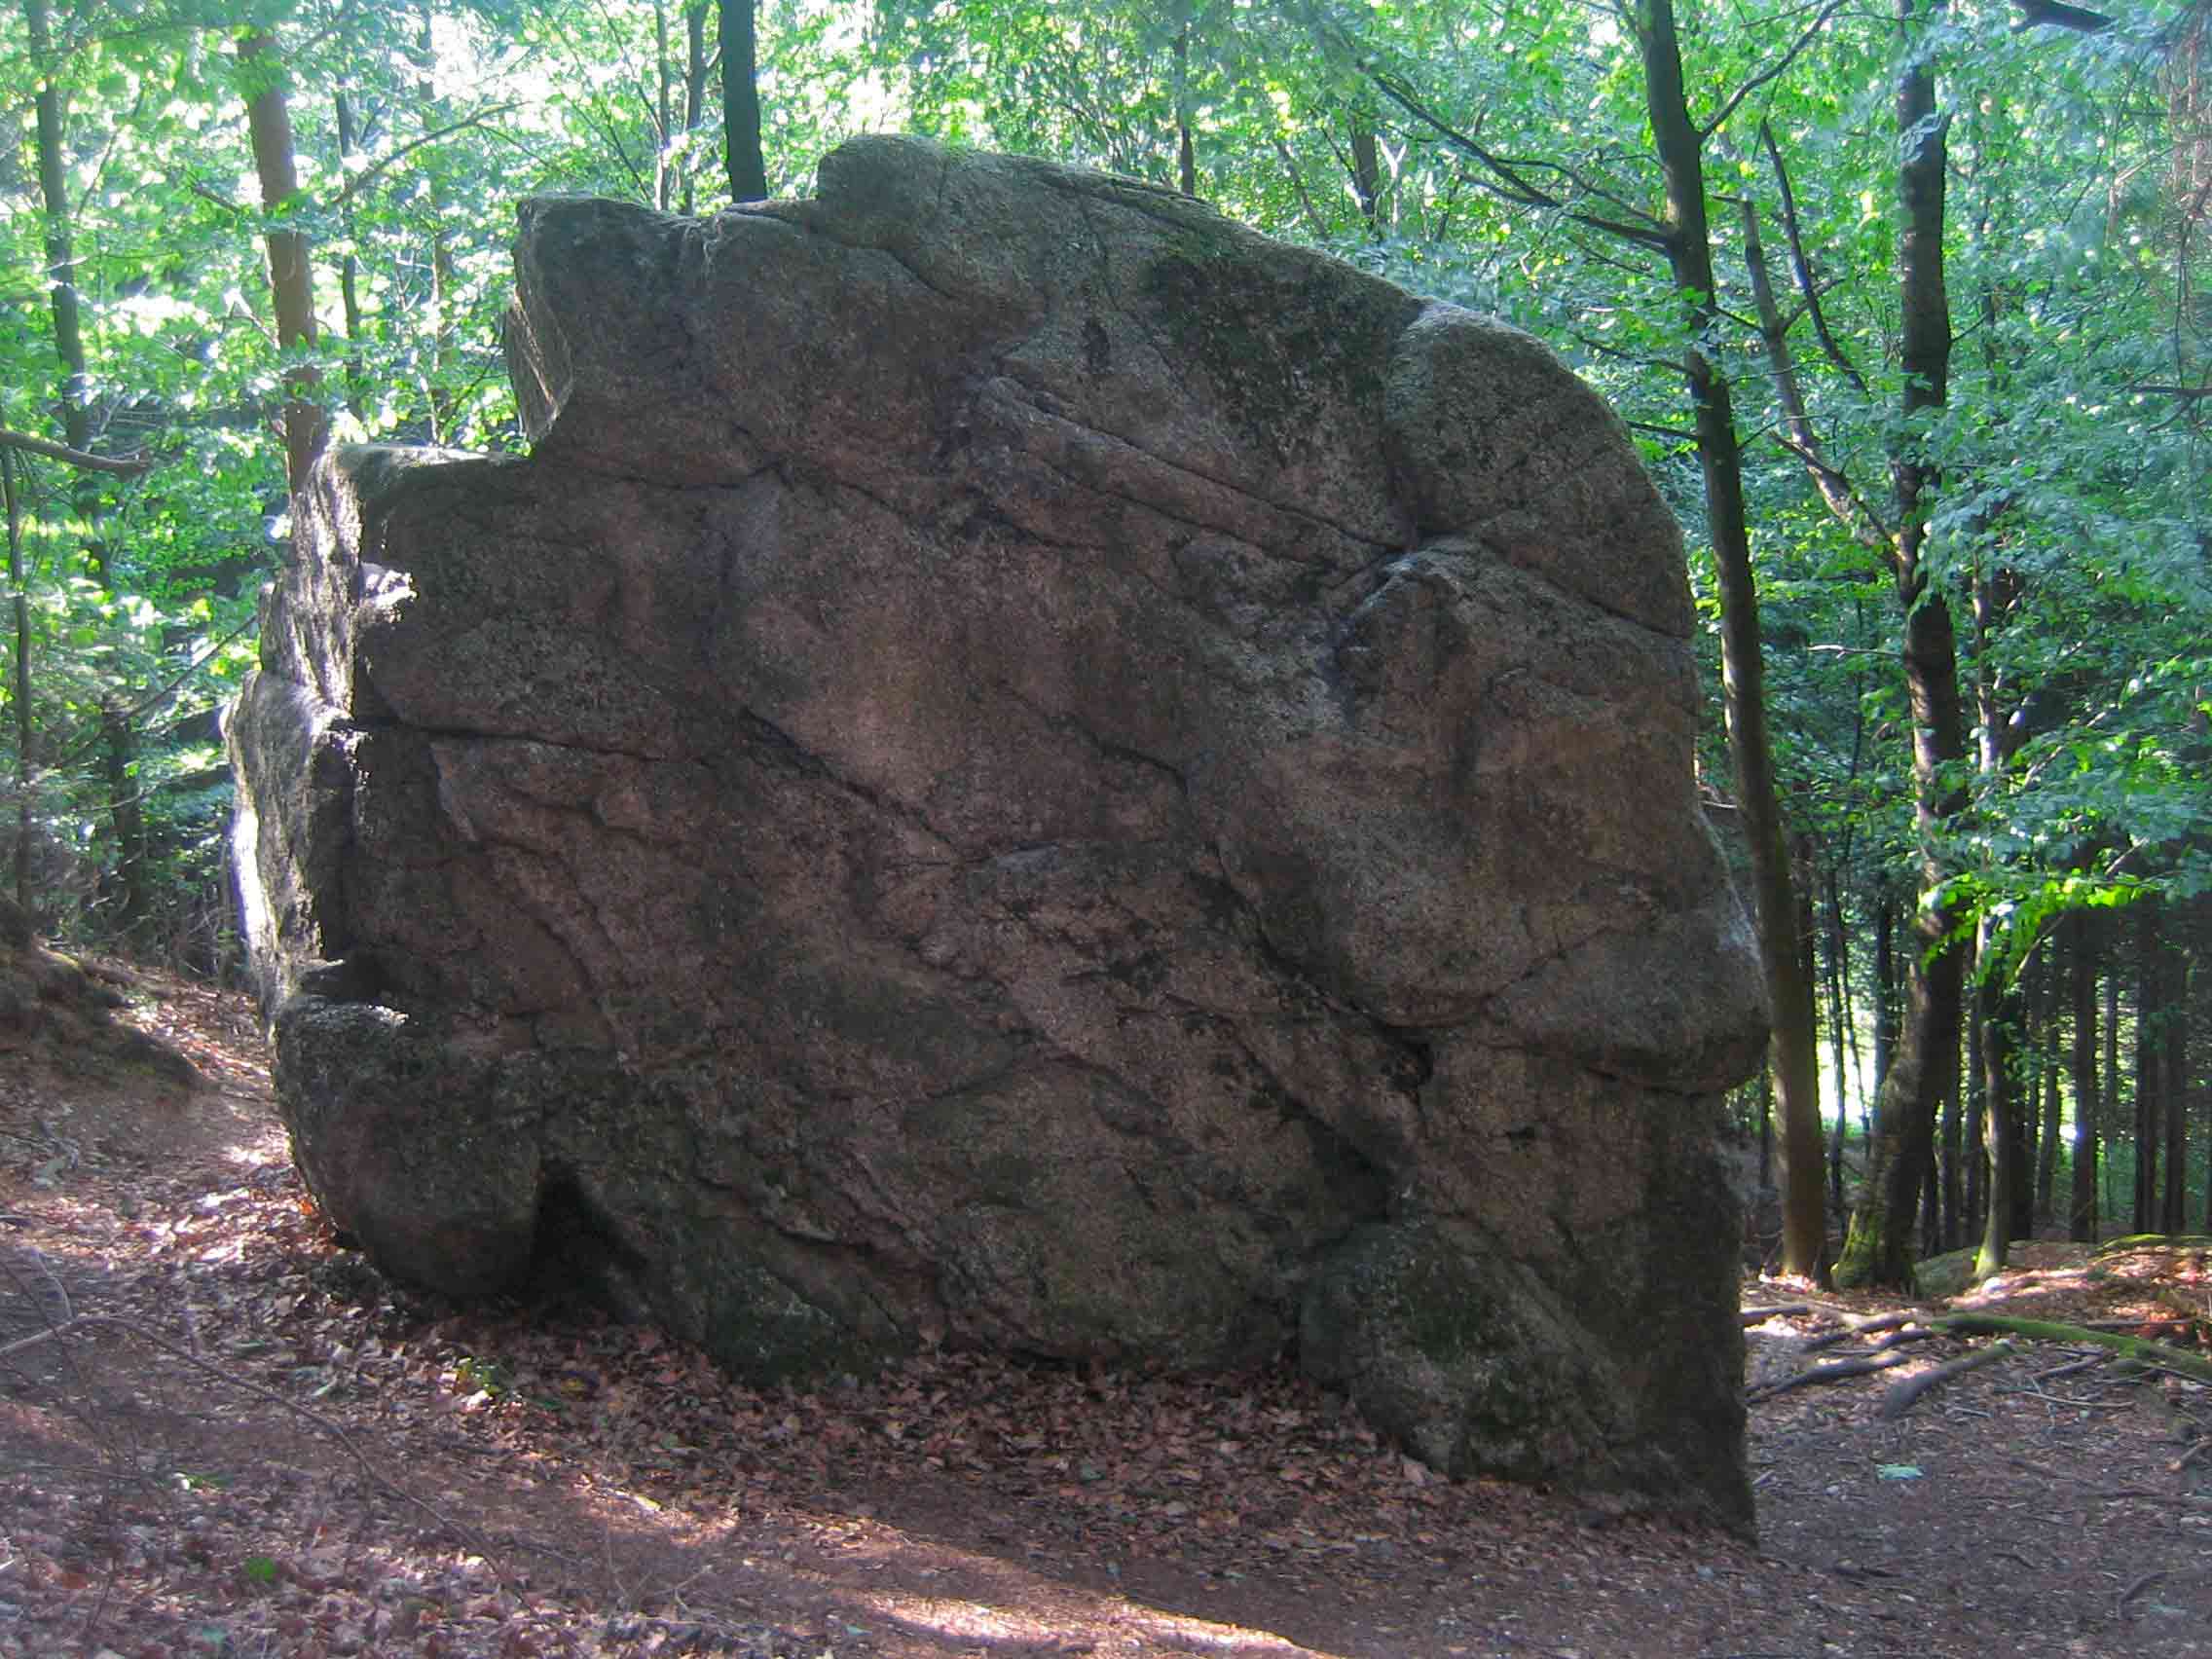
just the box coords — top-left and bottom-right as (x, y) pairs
(227, 136), (1768, 1526)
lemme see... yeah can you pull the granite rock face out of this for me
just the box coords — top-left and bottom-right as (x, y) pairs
(228, 136), (1767, 1524)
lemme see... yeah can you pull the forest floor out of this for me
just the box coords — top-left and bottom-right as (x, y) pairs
(3, 967), (2211, 1658)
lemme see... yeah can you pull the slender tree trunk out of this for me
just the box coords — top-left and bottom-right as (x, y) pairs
(1920, 1157), (1941, 1257)
(1836, 0), (1967, 1290)
(333, 89), (367, 420)
(412, 1), (457, 443)
(1873, 886), (1898, 1123)
(1971, 554), (2031, 1270)
(1349, 120), (1382, 233)
(2021, 963), (2044, 1219)
(97, 702), (143, 937)
(719, 0), (767, 202)
(682, 2), (710, 213)
(1975, 950), (2027, 1275)
(654, 0), (675, 210)
(26, 0), (88, 465)
(1172, 15), (1198, 198)
(1823, 866), (1850, 1215)
(1839, 881), (1868, 1108)
(2036, 948), (2063, 1225)
(2105, 954), (2121, 1227)
(2069, 912), (2100, 1240)
(2, 450), (30, 918)
(1956, 986), (1976, 1251)
(1634, 0), (1823, 1279)
(2160, 938), (2189, 1233)
(1757, 1066), (1774, 1191)
(240, 28), (327, 496)
(26, 0), (106, 586)
(2135, 903), (2162, 1234)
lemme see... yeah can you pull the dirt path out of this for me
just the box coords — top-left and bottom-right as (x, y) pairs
(2, 966), (2209, 1657)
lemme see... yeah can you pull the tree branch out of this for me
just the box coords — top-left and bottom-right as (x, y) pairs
(1768, 428), (1893, 550)
(1758, 123), (1868, 393)
(1364, 65), (1674, 251)
(2010, 0), (2116, 31)
(0, 428), (162, 476)
(1269, 136), (1334, 241)
(1700, 0), (1854, 143)
(331, 103), (521, 207)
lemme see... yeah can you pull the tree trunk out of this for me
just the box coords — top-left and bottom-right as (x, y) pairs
(2160, 935), (2189, 1234)
(1349, 121), (1382, 232)
(1172, 16), (1198, 198)
(1873, 886), (1897, 1120)
(1975, 954), (2027, 1275)
(654, 0), (675, 210)
(97, 701), (145, 937)
(719, 0), (767, 202)
(1920, 1153), (1941, 1258)
(26, 0), (89, 467)
(240, 28), (327, 496)
(333, 89), (367, 420)
(1968, 544), (2034, 1267)
(2135, 903), (2162, 1234)
(26, 0), (106, 585)
(2036, 948), (2062, 1225)
(1824, 868), (1851, 1214)
(1757, 1065), (1774, 1191)
(2069, 911), (2100, 1240)
(1835, 0), (1967, 1290)
(1633, 0), (1822, 1279)
(413, 1), (458, 443)
(1956, 985), (1975, 1251)
(681, 3), (710, 212)
(2, 450), (30, 917)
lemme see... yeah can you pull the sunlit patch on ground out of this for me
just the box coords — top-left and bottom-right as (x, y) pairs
(4, 965), (2212, 1655)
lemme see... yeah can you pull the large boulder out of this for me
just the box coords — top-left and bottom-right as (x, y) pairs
(228, 136), (1766, 1525)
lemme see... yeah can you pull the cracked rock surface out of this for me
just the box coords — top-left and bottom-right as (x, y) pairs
(227, 136), (1768, 1525)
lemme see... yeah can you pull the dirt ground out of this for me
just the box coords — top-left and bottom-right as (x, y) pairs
(3, 967), (2212, 1658)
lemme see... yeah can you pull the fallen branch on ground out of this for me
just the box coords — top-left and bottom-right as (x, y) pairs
(1878, 1340), (2016, 1419)
(1751, 1307), (2212, 1412)
(1796, 1309), (1922, 1354)
(2033, 1350), (2112, 1385)
(1745, 1338), (1936, 1402)
(1933, 1312), (2212, 1386)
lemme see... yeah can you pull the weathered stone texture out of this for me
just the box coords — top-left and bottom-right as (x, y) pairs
(228, 136), (1767, 1524)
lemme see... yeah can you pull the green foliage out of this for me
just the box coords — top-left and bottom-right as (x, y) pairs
(2, 0), (2202, 994)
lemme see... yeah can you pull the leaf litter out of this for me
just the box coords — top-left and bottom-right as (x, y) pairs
(3, 965), (2212, 1655)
